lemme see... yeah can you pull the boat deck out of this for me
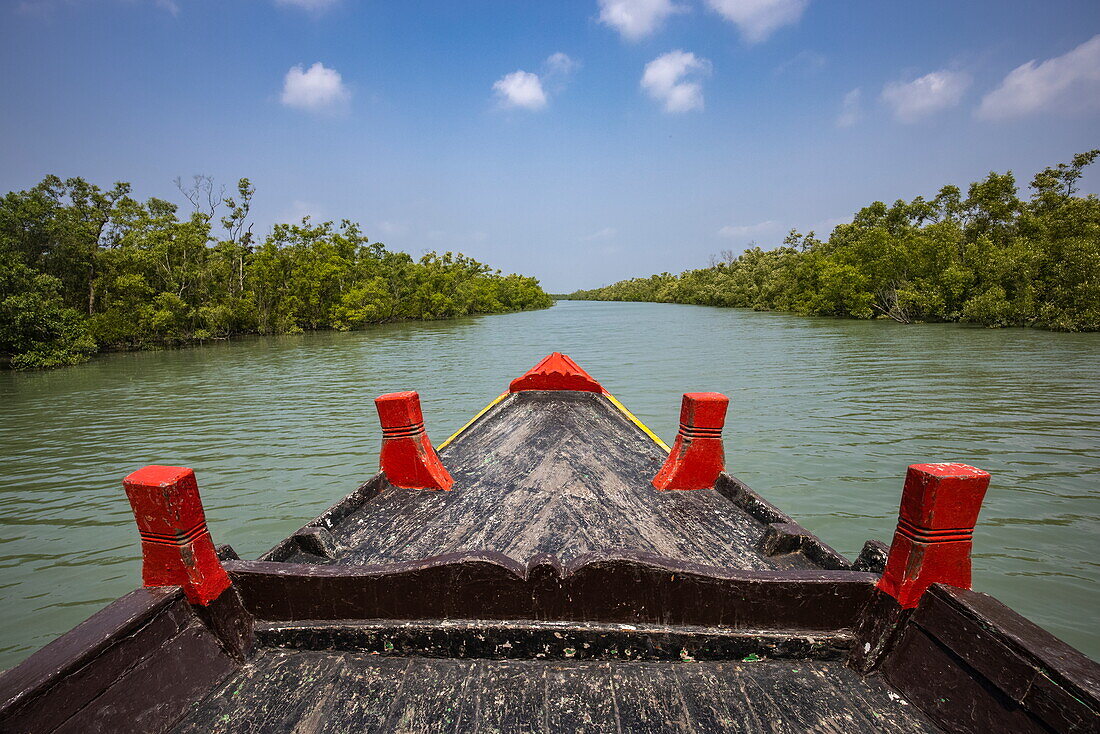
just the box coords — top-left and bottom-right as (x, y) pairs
(3, 358), (1094, 734)
(276, 391), (821, 571)
(172, 648), (938, 734)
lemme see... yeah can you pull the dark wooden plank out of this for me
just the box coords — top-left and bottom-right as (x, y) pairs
(894, 584), (1100, 733)
(0, 587), (184, 726)
(316, 655), (411, 734)
(745, 660), (886, 733)
(332, 488), (453, 564)
(467, 660), (547, 734)
(882, 625), (1048, 734)
(675, 662), (795, 733)
(383, 658), (480, 733)
(544, 661), (619, 732)
(612, 662), (693, 732)
(559, 556), (874, 630)
(171, 649), (347, 733)
(0, 589), (194, 733)
(652, 489), (812, 570)
(55, 621), (236, 734)
(228, 555), (875, 632)
(160, 650), (947, 734)
(255, 618), (852, 662)
(1023, 670), (1099, 734)
(925, 585), (1100, 705)
(804, 665), (940, 734)
(912, 587), (1041, 701)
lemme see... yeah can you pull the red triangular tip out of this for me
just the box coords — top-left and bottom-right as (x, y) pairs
(509, 352), (604, 393)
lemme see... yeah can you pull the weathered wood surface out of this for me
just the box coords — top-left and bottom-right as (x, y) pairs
(227, 552), (876, 630)
(267, 391), (847, 571)
(0, 587), (237, 734)
(881, 583), (1100, 734)
(171, 649), (941, 733)
(256, 618), (853, 662)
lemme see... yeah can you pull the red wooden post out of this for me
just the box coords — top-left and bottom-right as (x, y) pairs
(375, 391), (454, 490)
(877, 462), (991, 608)
(122, 465), (232, 606)
(652, 392), (729, 490)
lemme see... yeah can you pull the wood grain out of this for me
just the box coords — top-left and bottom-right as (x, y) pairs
(171, 650), (941, 733)
(271, 392), (842, 571)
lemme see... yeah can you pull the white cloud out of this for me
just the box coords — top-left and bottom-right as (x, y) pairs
(881, 70), (970, 123)
(543, 52), (581, 95)
(641, 50), (711, 113)
(598, 0), (683, 41)
(705, 0), (808, 44)
(836, 87), (862, 128)
(545, 52), (580, 78)
(718, 220), (780, 239)
(977, 35), (1100, 121)
(280, 62), (350, 112)
(493, 54), (578, 111)
(154, 0), (179, 15)
(275, 0), (339, 11)
(493, 70), (547, 110)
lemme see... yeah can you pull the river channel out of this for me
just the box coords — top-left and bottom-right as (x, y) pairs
(1, 300), (1097, 667)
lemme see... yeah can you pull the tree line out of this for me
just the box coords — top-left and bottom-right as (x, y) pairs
(565, 152), (1100, 332)
(0, 176), (551, 369)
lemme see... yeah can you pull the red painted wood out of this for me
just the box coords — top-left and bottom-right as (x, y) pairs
(375, 391), (454, 491)
(877, 463), (992, 608)
(508, 352), (604, 393)
(122, 466), (232, 606)
(652, 392), (729, 490)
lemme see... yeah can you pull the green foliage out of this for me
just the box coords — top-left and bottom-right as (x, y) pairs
(567, 152), (1100, 332)
(0, 176), (551, 369)
(0, 252), (96, 368)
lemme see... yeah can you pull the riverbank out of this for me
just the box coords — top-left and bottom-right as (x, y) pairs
(0, 301), (553, 372)
(567, 152), (1100, 333)
(0, 176), (553, 370)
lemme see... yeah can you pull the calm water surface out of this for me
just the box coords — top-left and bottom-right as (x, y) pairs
(0, 300), (1097, 667)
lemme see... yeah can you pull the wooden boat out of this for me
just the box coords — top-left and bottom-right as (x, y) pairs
(0, 353), (1096, 733)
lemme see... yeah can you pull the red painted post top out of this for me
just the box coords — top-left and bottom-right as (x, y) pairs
(653, 392), (730, 490)
(509, 352), (604, 393)
(122, 465), (232, 606)
(877, 462), (991, 608)
(376, 390), (425, 428)
(679, 392), (729, 431)
(375, 391), (454, 490)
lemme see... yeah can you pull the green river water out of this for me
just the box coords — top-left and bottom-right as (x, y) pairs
(0, 300), (1097, 668)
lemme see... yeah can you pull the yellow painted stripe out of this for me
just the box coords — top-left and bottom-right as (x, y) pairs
(603, 392), (671, 453)
(436, 392), (510, 450)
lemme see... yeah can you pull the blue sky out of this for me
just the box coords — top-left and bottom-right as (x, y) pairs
(2, 0), (1099, 292)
